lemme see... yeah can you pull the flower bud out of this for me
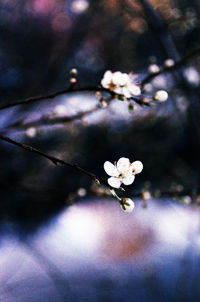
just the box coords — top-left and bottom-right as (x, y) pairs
(70, 68), (78, 76)
(95, 91), (101, 98)
(99, 98), (108, 107)
(120, 198), (135, 213)
(148, 64), (160, 74)
(154, 90), (168, 102)
(70, 77), (77, 84)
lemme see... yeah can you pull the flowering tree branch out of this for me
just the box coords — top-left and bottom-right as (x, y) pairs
(0, 85), (144, 112)
(0, 47), (199, 115)
(1, 133), (198, 211)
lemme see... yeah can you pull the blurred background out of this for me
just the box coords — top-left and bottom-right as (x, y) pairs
(0, 0), (200, 301)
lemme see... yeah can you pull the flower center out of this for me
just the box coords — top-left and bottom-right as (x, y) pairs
(109, 81), (116, 90)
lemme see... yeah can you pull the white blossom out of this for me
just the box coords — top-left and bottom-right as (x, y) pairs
(104, 157), (143, 189)
(120, 198), (135, 212)
(154, 90), (168, 102)
(101, 71), (141, 98)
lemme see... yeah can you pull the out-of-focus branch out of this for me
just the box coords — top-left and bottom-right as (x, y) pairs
(124, 0), (180, 60)
(4, 106), (100, 132)
(0, 86), (98, 111)
(0, 134), (108, 187)
(141, 48), (200, 85)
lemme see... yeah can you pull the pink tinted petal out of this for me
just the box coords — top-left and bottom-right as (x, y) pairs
(117, 157), (130, 173)
(122, 174), (135, 185)
(131, 161), (143, 174)
(108, 177), (121, 188)
(104, 161), (119, 177)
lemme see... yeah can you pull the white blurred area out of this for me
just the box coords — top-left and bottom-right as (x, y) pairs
(0, 199), (200, 267)
(0, 198), (200, 301)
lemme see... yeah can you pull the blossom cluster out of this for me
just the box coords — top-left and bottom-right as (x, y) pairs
(101, 71), (141, 98)
(101, 70), (169, 104)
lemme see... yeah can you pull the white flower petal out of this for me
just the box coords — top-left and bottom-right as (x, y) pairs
(122, 174), (135, 185)
(120, 73), (129, 85)
(120, 198), (135, 212)
(101, 79), (108, 88)
(122, 87), (131, 98)
(112, 71), (123, 85)
(104, 161), (119, 177)
(117, 157), (130, 173)
(103, 70), (112, 81)
(128, 84), (141, 96)
(108, 177), (121, 188)
(101, 71), (112, 88)
(131, 160), (143, 174)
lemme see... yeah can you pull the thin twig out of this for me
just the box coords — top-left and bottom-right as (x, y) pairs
(0, 134), (108, 187)
(141, 48), (200, 85)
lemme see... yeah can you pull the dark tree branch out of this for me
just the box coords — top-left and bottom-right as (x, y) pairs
(0, 134), (109, 187)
